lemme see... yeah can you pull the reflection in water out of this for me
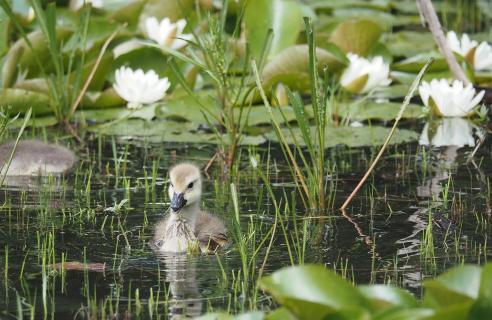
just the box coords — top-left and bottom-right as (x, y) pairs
(396, 118), (482, 287)
(154, 252), (203, 319)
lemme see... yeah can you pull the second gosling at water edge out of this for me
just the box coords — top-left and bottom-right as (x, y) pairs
(152, 163), (228, 253)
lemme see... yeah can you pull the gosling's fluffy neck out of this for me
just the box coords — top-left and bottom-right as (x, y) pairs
(167, 201), (200, 230)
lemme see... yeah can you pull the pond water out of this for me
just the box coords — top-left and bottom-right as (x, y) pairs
(1, 131), (491, 319)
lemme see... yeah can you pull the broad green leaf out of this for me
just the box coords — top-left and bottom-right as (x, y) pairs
(244, 0), (302, 59)
(338, 102), (424, 121)
(262, 45), (346, 90)
(90, 119), (265, 145)
(81, 88), (125, 108)
(359, 285), (418, 311)
(0, 5), (8, 58)
(197, 311), (265, 320)
(265, 125), (418, 147)
(260, 265), (370, 319)
(329, 18), (382, 56)
(469, 263), (492, 319)
(2, 45), (23, 88)
(7, 28), (73, 78)
(110, 0), (146, 30)
(0, 88), (52, 115)
(373, 307), (434, 320)
(63, 16), (119, 53)
(392, 53), (448, 73)
(265, 308), (297, 320)
(384, 31), (436, 57)
(75, 105), (157, 122)
(424, 265), (482, 309)
(111, 46), (170, 78)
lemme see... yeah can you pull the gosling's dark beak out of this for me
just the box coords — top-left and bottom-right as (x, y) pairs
(170, 192), (187, 212)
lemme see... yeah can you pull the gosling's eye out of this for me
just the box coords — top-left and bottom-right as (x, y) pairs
(188, 182), (194, 189)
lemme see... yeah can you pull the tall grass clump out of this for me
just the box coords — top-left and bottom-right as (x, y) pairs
(150, 1), (255, 175)
(0, 1), (111, 125)
(252, 18), (330, 210)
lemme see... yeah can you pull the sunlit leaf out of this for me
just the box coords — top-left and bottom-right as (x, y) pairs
(265, 125), (418, 147)
(329, 18), (382, 56)
(262, 45), (346, 90)
(260, 265), (370, 319)
(0, 88), (52, 115)
(244, 0), (303, 59)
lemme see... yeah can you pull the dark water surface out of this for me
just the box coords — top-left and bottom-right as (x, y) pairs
(1, 135), (491, 318)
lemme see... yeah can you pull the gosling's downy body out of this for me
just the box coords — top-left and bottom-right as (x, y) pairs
(0, 140), (76, 176)
(153, 163), (227, 253)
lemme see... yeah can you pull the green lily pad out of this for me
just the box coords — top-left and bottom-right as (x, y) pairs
(359, 285), (418, 311)
(329, 18), (383, 56)
(244, 0), (302, 59)
(90, 118), (266, 145)
(262, 45), (347, 91)
(392, 53), (448, 73)
(0, 88), (52, 115)
(338, 101), (424, 121)
(260, 265), (370, 320)
(384, 31), (437, 57)
(6, 28), (72, 78)
(81, 88), (125, 108)
(424, 265), (482, 309)
(265, 125), (418, 147)
(75, 104), (157, 122)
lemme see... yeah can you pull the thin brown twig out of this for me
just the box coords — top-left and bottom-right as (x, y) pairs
(340, 59), (434, 210)
(416, 0), (470, 84)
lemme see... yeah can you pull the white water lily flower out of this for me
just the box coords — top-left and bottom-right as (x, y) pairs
(113, 67), (171, 109)
(446, 31), (477, 57)
(446, 31), (492, 71)
(340, 53), (391, 94)
(144, 17), (193, 50)
(474, 41), (492, 71)
(418, 79), (484, 117)
(419, 118), (477, 148)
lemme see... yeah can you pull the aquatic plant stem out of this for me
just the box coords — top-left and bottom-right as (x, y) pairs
(416, 0), (470, 85)
(340, 59), (433, 210)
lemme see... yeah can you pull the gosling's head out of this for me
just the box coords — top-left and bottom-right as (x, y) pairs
(168, 163), (202, 213)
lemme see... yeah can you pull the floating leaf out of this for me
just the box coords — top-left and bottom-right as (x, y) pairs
(76, 105), (157, 122)
(338, 101), (424, 121)
(392, 53), (448, 73)
(110, 0), (146, 29)
(262, 45), (346, 90)
(359, 285), (418, 311)
(265, 125), (418, 147)
(329, 18), (382, 56)
(81, 88), (125, 108)
(424, 265), (482, 309)
(0, 88), (52, 115)
(384, 31), (437, 57)
(469, 264), (492, 319)
(5, 28), (72, 78)
(244, 0), (302, 59)
(260, 265), (370, 320)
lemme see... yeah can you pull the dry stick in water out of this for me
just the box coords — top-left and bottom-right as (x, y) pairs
(416, 0), (470, 85)
(340, 59), (434, 210)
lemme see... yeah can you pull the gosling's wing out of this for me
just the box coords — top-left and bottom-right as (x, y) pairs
(150, 217), (169, 250)
(196, 211), (228, 251)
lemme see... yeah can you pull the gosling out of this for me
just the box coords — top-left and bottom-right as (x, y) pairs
(0, 140), (76, 176)
(153, 163), (227, 253)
